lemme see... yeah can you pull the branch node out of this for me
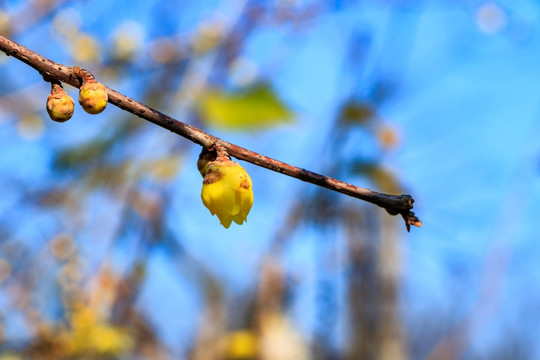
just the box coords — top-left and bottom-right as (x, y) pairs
(49, 81), (64, 94)
(72, 66), (96, 84)
(214, 141), (230, 162)
(382, 194), (421, 231)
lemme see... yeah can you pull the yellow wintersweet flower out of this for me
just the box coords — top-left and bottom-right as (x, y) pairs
(201, 159), (253, 228)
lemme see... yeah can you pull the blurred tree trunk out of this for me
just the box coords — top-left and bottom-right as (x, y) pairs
(345, 208), (405, 360)
(378, 211), (406, 360)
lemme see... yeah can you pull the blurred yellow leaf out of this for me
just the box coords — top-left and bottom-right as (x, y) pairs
(71, 33), (100, 63)
(353, 162), (402, 194)
(111, 21), (144, 62)
(0, 353), (21, 360)
(144, 156), (181, 181)
(198, 84), (294, 131)
(192, 19), (225, 54)
(69, 304), (98, 330)
(62, 304), (134, 356)
(53, 9), (81, 39)
(17, 114), (44, 140)
(368, 166), (402, 194)
(90, 323), (134, 355)
(222, 330), (258, 359)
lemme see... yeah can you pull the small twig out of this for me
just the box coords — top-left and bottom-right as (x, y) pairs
(0, 35), (421, 230)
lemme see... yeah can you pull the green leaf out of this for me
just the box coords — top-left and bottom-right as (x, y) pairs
(197, 83), (293, 131)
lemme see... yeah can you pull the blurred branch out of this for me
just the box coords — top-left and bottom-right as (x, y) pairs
(0, 35), (422, 230)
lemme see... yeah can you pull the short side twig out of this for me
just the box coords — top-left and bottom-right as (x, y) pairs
(0, 35), (422, 230)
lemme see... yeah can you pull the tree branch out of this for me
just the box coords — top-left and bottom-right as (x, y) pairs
(0, 35), (421, 230)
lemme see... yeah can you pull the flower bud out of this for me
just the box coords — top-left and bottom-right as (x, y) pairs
(46, 83), (75, 122)
(78, 80), (108, 114)
(74, 66), (108, 115)
(201, 159), (253, 228)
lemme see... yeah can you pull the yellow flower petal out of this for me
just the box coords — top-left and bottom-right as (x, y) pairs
(201, 160), (253, 228)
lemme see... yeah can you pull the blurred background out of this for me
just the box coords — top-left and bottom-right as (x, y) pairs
(0, 0), (539, 359)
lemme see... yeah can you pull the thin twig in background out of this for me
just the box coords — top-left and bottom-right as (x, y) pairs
(0, 35), (422, 230)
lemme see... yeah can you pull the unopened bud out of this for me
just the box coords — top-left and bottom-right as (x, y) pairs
(46, 83), (74, 122)
(74, 66), (108, 115)
(78, 80), (108, 114)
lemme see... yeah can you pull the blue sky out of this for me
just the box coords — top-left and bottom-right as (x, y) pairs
(1, 0), (540, 358)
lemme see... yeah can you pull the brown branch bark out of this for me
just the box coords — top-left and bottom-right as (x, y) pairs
(0, 35), (421, 230)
